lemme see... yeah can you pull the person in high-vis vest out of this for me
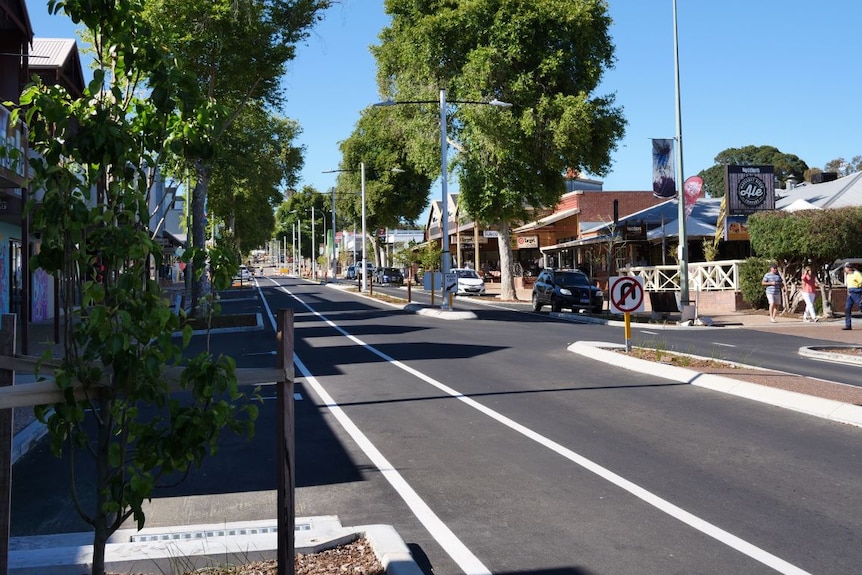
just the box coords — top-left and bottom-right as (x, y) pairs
(843, 263), (862, 330)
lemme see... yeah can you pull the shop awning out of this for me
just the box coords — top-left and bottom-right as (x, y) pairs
(513, 207), (579, 233)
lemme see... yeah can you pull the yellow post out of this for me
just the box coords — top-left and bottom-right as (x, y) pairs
(624, 312), (632, 352)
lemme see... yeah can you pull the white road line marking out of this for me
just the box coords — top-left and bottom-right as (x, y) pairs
(266, 286), (811, 575)
(712, 342), (736, 348)
(638, 329), (659, 335)
(265, 288), (491, 575)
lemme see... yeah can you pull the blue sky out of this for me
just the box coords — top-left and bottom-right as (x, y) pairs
(25, 0), (862, 212)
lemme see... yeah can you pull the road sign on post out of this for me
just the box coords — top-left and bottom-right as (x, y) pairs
(610, 276), (645, 352)
(444, 272), (457, 294)
(444, 271), (457, 310)
(609, 276), (645, 314)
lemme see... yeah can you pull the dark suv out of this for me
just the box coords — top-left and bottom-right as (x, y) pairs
(531, 269), (604, 313)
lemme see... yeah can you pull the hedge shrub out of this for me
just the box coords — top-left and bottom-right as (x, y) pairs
(739, 257), (771, 309)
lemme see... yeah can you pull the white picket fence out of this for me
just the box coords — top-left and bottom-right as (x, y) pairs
(624, 260), (742, 292)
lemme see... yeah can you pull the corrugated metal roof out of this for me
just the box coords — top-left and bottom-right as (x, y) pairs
(29, 38), (76, 68)
(775, 171), (862, 210)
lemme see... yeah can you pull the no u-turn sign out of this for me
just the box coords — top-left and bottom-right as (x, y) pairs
(609, 276), (645, 314)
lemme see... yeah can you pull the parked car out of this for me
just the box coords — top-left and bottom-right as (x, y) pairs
(531, 268), (603, 313)
(346, 262), (375, 279)
(375, 267), (404, 286)
(451, 268), (485, 296)
(359, 262), (375, 277)
(234, 265), (253, 282)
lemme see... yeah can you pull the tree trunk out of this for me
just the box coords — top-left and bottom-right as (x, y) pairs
(497, 221), (519, 301)
(822, 284), (834, 317)
(91, 391), (112, 575)
(191, 160), (211, 316)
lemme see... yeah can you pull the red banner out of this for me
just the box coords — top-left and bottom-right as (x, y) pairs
(683, 175), (703, 220)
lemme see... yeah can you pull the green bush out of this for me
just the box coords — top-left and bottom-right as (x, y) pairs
(740, 257), (770, 309)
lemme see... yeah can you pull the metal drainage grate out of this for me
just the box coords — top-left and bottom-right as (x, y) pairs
(131, 524), (292, 543)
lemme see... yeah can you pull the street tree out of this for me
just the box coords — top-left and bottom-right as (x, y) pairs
(698, 145), (809, 198)
(208, 106), (304, 253)
(747, 207), (862, 316)
(331, 111), (432, 266)
(142, 0), (329, 312)
(372, 0), (626, 300)
(13, 1), (258, 572)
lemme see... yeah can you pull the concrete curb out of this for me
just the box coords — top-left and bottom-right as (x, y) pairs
(11, 374), (51, 465)
(11, 417), (48, 465)
(9, 516), (422, 575)
(326, 281), (477, 319)
(173, 312), (265, 337)
(799, 345), (862, 366)
(405, 304), (477, 320)
(568, 341), (862, 428)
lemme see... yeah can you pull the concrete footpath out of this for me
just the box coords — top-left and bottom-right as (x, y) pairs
(8, 285), (862, 574)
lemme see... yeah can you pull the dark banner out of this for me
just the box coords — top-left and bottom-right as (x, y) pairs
(651, 139), (676, 198)
(725, 165), (775, 215)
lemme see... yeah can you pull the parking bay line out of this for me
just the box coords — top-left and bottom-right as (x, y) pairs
(262, 284), (810, 575)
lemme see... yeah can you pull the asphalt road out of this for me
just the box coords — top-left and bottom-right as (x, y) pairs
(11, 276), (862, 575)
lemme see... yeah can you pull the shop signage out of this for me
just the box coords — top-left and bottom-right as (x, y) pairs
(514, 235), (539, 249)
(622, 222), (646, 241)
(725, 165), (775, 215)
(456, 236), (488, 246)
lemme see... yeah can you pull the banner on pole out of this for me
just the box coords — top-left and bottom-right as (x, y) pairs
(652, 139), (676, 198)
(683, 175), (703, 220)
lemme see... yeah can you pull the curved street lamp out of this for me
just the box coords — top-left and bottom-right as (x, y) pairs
(374, 89), (511, 309)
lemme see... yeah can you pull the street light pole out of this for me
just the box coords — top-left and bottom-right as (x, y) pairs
(673, 0), (689, 308)
(439, 89), (451, 308)
(361, 161), (368, 293)
(311, 205), (316, 281)
(323, 164), (368, 292)
(374, 90), (511, 310)
(330, 187), (337, 281)
(321, 206), (327, 279)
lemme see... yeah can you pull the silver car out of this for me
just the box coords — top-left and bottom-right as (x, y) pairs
(234, 265), (253, 281)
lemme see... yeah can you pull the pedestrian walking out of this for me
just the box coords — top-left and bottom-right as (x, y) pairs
(761, 263), (782, 323)
(843, 263), (862, 330)
(801, 265), (818, 322)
